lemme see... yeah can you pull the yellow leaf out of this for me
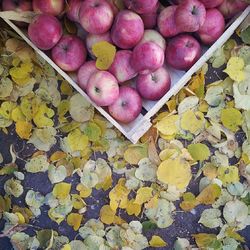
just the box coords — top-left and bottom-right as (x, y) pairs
(33, 103), (54, 128)
(196, 184), (221, 205)
(157, 157), (191, 190)
(76, 183), (92, 198)
(67, 129), (89, 152)
(71, 194), (85, 210)
(134, 187), (153, 205)
(145, 195), (159, 209)
(15, 212), (25, 224)
(50, 151), (67, 162)
(15, 120), (32, 140)
(217, 166), (239, 186)
(187, 143), (210, 162)
(166, 99), (176, 112)
(155, 115), (179, 137)
(61, 244), (71, 250)
(193, 233), (217, 248)
(67, 213), (83, 231)
(92, 41), (116, 70)
(60, 80), (73, 96)
(224, 57), (245, 82)
(52, 182), (71, 200)
(100, 205), (116, 225)
(180, 110), (204, 134)
(180, 192), (198, 212)
(109, 178), (129, 212)
(0, 101), (16, 119)
(188, 70), (205, 98)
(149, 235), (167, 248)
(221, 108), (242, 132)
(126, 199), (141, 216)
(11, 107), (26, 122)
(124, 144), (148, 165)
(203, 164), (218, 180)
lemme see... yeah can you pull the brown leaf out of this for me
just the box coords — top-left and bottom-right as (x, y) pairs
(239, 160), (250, 185)
(148, 136), (161, 166)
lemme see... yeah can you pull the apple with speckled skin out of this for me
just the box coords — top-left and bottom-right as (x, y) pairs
(66, 0), (82, 22)
(28, 14), (62, 50)
(165, 34), (201, 71)
(200, 0), (224, 8)
(86, 71), (119, 106)
(175, 0), (206, 32)
(77, 61), (99, 90)
(111, 10), (144, 49)
(2, 0), (32, 26)
(108, 86), (142, 123)
(109, 50), (137, 83)
(136, 67), (171, 101)
(131, 41), (164, 74)
(123, 0), (158, 14)
(51, 35), (87, 71)
(197, 8), (225, 45)
(138, 30), (166, 51)
(218, 0), (248, 19)
(158, 6), (181, 38)
(33, 0), (64, 16)
(86, 32), (112, 58)
(79, 0), (114, 34)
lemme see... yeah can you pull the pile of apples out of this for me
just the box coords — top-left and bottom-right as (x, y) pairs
(2, 0), (248, 123)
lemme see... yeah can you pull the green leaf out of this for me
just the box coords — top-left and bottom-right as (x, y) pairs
(187, 143), (210, 162)
(241, 26), (250, 45)
(142, 221), (157, 232)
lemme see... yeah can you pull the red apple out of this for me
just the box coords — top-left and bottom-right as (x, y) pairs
(2, 0), (32, 26)
(28, 14), (62, 50)
(111, 10), (144, 49)
(136, 67), (171, 101)
(138, 29), (166, 51)
(197, 8), (225, 45)
(51, 35), (87, 71)
(107, 0), (119, 16)
(109, 50), (138, 83)
(33, 0), (64, 16)
(77, 61), (99, 90)
(123, 0), (158, 14)
(199, 0), (224, 8)
(79, 0), (114, 34)
(175, 0), (206, 32)
(140, 1), (159, 29)
(108, 86), (142, 123)
(86, 32), (112, 58)
(131, 41), (164, 74)
(218, 0), (248, 19)
(158, 6), (181, 38)
(165, 34), (201, 71)
(66, 0), (81, 22)
(86, 71), (119, 106)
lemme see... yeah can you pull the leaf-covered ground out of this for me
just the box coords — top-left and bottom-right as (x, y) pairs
(0, 21), (250, 250)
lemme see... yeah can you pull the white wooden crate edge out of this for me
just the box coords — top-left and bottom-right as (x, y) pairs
(1, 6), (250, 143)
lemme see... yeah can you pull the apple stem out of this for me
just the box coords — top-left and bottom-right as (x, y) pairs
(191, 6), (197, 15)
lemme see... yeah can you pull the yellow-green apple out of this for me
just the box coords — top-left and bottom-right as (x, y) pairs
(2, 0), (32, 26)
(123, 0), (158, 14)
(158, 6), (181, 38)
(108, 86), (142, 123)
(175, 0), (206, 32)
(166, 34), (201, 71)
(136, 66), (171, 101)
(197, 8), (225, 45)
(77, 61), (99, 90)
(66, 0), (81, 22)
(86, 71), (119, 106)
(138, 30), (166, 51)
(79, 0), (114, 34)
(131, 41), (164, 74)
(111, 10), (144, 49)
(109, 50), (138, 83)
(28, 14), (62, 50)
(218, 0), (248, 19)
(199, 0), (224, 8)
(86, 32), (112, 58)
(33, 0), (64, 16)
(51, 35), (87, 71)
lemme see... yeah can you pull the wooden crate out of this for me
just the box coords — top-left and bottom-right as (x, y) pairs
(1, 6), (250, 143)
